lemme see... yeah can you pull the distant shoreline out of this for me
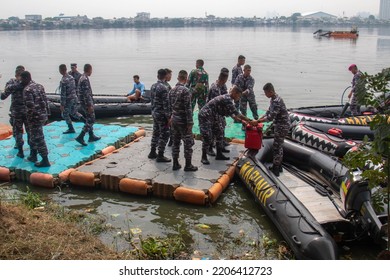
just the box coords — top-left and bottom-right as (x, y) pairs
(1, 15), (389, 31)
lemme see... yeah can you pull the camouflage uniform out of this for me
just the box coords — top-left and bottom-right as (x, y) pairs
(186, 67), (209, 111)
(234, 73), (258, 119)
(168, 82), (194, 160)
(150, 80), (170, 153)
(69, 70), (82, 89)
(78, 74), (95, 133)
(263, 94), (290, 167)
(199, 94), (238, 152)
(207, 81), (227, 143)
(23, 81), (49, 158)
(1, 78), (28, 148)
(60, 73), (82, 125)
(231, 64), (243, 110)
(350, 70), (363, 116)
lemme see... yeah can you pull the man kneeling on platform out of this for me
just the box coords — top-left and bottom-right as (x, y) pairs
(199, 85), (257, 165)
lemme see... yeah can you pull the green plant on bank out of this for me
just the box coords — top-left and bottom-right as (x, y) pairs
(20, 187), (44, 209)
(342, 67), (390, 251)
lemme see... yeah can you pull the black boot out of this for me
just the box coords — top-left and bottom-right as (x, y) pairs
(156, 151), (171, 162)
(35, 155), (51, 167)
(75, 131), (87, 146)
(148, 148), (157, 159)
(270, 165), (280, 177)
(63, 123), (76, 134)
(221, 147), (230, 153)
(215, 148), (230, 160)
(88, 131), (101, 142)
(201, 150), (210, 165)
(27, 149), (37, 162)
(16, 146), (24, 158)
(207, 146), (216, 156)
(184, 158), (198, 171)
(172, 158), (181, 170)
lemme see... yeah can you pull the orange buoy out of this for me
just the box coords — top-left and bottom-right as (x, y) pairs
(173, 187), (208, 205)
(217, 174), (231, 191)
(119, 178), (149, 196)
(0, 167), (11, 182)
(58, 168), (76, 183)
(30, 173), (55, 188)
(225, 165), (236, 181)
(231, 138), (245, 144)
(69, 170), (96, 187)
(134, 129), (146, 139)
(0, 123), (12, 140)
(208, 182), (223, 203)
(101, 145), (116, 155)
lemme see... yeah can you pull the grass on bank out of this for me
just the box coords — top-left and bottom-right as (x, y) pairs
(0, 187), (290, 260)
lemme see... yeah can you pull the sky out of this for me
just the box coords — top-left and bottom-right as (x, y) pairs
(0, 0), (381, 19)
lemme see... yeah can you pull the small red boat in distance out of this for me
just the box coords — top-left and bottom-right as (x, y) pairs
(314, 26), (359, 39)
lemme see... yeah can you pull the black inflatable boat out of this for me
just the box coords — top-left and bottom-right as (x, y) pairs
(236, 138), (388, 259)
(46, 92), (152, 119)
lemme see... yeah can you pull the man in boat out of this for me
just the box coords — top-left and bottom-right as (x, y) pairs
(1, 65), (28, 158)
(231, 55), (245, 111)
(126, 75), (145, 102)
(20, 71), (50, 167)
(256, 83), (290, 177)
(347, 64), (363, 116)
(205, 70), (230, 157)
(75, 64), (101, 146)
(199, 85), (257, 165)
(148, 69), (171, 162)
(186, 59), (209, 112)
(168, 70), (197, 171)
(68, 63), (82, 89)
(234, 64), (259, 120)
(58, 64), (84, 134)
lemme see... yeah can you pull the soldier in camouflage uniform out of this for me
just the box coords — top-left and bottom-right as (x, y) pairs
(168, 70), (197, 171)
(164, 68), (174, 147)
(148, 69), (171, 162)
(234, 64), (259, 120)
(20, 71), (50, 167)
(256, 83), (290, 177)
(347, 64), (363, 116)
(231, 55), (245, 111)
(1, 65), (27, 158)
(199, 86), (257, 165)
(69, 63), (82, 90)
(186, 59), (209, 112)
(59, 64), (84, 134)
(75, 64), (101, 146)
(206, 71), (230, 156)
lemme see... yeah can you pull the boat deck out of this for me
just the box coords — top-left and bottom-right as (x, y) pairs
(277, 168), (345, 224)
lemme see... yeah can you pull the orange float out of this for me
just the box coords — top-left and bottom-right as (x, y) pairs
(134, 129), (146, 139)
(58, 168), (76, 183)
(69, 170), (96, 187)
(0, 167), (11, 182)
(173, 187), (208, 205)
(119, 178), (149, 196)
(0, 123), (12, 140)
(101, 145), (116, 155)
(208, 182), (223, 204)
(30, 173), (55, 188)
(217, 174), (231, 191)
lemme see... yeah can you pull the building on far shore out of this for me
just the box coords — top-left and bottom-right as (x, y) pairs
(25, 15), (42, 21)
(301, 11), (337, 19)
(380, 0), (390, 20)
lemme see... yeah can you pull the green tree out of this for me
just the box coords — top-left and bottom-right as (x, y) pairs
(343, 68), (390, 253)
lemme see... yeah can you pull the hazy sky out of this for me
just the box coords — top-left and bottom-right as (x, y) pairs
(0, 0), (381, 19)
